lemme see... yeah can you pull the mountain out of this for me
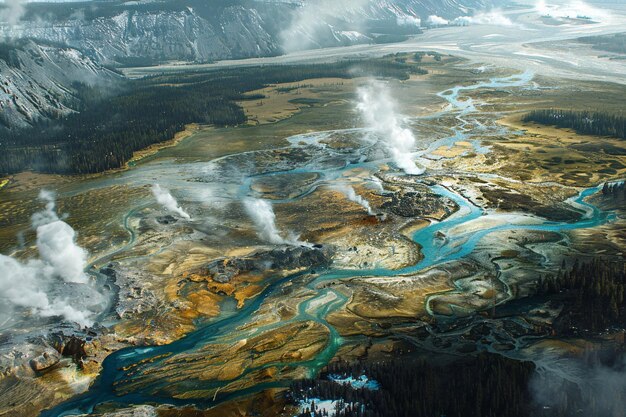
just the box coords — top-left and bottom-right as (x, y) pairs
(0, 0), (504, 65)
(1, 1), (290, 65)
(0, 39), (119, 130)
(0, 0), (504, 129)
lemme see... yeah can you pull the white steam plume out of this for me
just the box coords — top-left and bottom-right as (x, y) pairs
(151, 184), (191, 220)
(0, 0), (25, 26)
(332, 185), (373, 215)
(357, 80), (423, 175)
(0, 190), (99, 327)
(33, 190), (88, 284)
(243, 198), (308, 246)
(368, 176), (385, 193)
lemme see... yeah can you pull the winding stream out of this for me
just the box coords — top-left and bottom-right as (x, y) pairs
(41, 72), (617, 416)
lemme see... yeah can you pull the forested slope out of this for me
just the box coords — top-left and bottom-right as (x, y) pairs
(0, 58), (426, 174)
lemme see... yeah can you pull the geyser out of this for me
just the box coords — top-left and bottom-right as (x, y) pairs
(332, 184), (374, 215)
(0, 190), (102, 328)
(152, 184), (191, 220)
(357, 80), (424, 175)
(243, 198), (309, 246)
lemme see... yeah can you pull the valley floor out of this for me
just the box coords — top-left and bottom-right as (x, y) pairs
(1, 9), (626, 417)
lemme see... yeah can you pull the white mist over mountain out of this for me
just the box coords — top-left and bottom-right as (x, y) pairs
(243, 198), (309, 246)
(332, 185), (374, 215)
(0, 0), (25, 26)
(357, 80), (423, 175)
(454, 10), (514, 26)
(397, 15), (421, 27)
(427, 15), (450, 25)
(0, 190), (100, 328)
(280, 0), (369, 53)
(152, 184), (191, 220)
(428, 10), (514, 26)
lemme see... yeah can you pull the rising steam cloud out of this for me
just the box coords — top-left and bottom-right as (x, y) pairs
(332, 185), (374, 215)
(0, 190), (100, 328)
(243, 198), (308, 246)
(152, 184), (191, 220)
(357, 80), (423, 175)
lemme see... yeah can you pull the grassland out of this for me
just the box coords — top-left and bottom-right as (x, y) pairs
(3, 55), (626, 417)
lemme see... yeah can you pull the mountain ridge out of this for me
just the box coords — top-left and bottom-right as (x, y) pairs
(0, 38), (119, 131)
(1, 0), (503, 64)
(0, 0), (504, 129)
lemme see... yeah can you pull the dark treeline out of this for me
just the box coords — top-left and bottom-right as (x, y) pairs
(579, 33), (626, 55)
(539, 258), (626, 334)
(291, 258), (626, 417)
(524, 109), (626, 140)
(292, 350), (626, 417)
(292, 354), (536, 417)
(0, 58), (426, 175)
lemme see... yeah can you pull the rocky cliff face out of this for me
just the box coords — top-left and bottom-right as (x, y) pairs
(0, 0), (503, 129)
(0, 40), (119, 129)
(0, 0), (504, 64)
(1, 1), (290, 65)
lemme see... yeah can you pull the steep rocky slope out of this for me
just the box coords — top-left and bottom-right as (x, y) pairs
(1, 1), (290, 65)
(0, 0), (503, 129)
(0, 0), (504, 64)
(0, 40), (119, 129)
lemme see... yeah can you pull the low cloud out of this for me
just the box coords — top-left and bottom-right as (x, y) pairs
(453, 10), (514, 26)
(280, 0), (369, 53)
(397, 15), (421, 27)
(427, 15), (449, 26)
(0, 0), (25, 26)
(534, 0), (609, 21)
(428, 11), (514, 27)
